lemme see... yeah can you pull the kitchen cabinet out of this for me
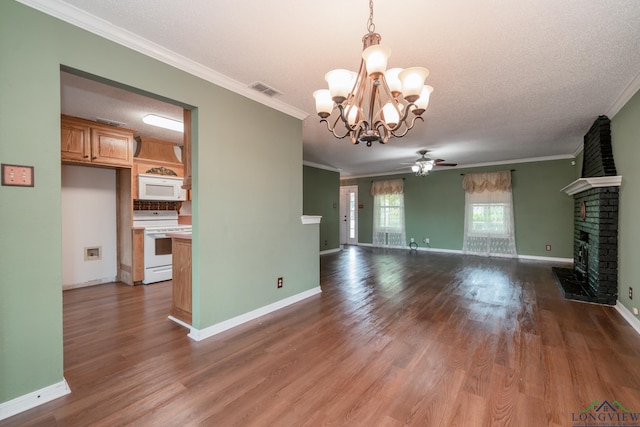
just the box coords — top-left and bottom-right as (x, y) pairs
(169, 233), (192, 324)
(182, 109), (192, 191)
(61, 115), (134, 168)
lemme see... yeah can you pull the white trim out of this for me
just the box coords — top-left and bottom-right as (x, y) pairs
(303, 161), (341, 173)
(301, 215), (322, 224)
(561, 176), (622, 195)
(572, 143), (584, 158)
(373, 244), (573, 263)
(615, 301), (640, 336)
(0, 379), (70, 421)
(517, 254), (573, 263)
(187, 286), (322, 341)
(16, 0), (308, 121)
(62, 275), (118, 290)
(606, 70), (640, 118)
(320, 248), (341, 255)
(168, 315), (192, 330)
(342, 154), (575, 180)
(415, 246), (464, 255)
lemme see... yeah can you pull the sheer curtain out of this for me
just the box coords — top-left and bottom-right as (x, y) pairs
(462, 170), (517, 257)
(372, 179), (406, 248)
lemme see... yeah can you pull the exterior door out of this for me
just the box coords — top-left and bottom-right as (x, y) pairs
(339, 186), (358, 246)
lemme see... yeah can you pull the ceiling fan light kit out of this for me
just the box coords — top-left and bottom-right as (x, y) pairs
(313, 0), (433, 147)
(409, 150), (457, 177)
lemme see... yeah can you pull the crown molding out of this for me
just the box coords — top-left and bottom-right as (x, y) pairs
(606, 70), (640, 118)
(303, 161), (341, 173)
(341, 154), (576, 180)
(16, 0), (309, 121)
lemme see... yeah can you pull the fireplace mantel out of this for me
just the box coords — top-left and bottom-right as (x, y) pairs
(561, 176), (622, 196)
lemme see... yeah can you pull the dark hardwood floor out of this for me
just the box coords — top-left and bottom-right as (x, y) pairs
(3, 246), (640, 426)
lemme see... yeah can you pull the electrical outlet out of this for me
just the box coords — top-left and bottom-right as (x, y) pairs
(277, 277), (283, 288)
(545, 245), (551, 251)
(423, 238), (430, 244)
(410, 237), (415, 243)
(630, 287), (633, 300)
(633, 307), (639, 316)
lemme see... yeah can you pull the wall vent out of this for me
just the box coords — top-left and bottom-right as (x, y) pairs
(249, 82), (282, 97)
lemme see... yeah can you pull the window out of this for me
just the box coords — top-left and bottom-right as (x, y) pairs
(462, 171), (517, 257)
(371, 179), (406, 248)
(376, 194), (403, 232)
(349, 192), (356, 239)
(470, 203), (508, 234)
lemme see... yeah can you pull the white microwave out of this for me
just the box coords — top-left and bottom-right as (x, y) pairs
(138, 174), (186, 201)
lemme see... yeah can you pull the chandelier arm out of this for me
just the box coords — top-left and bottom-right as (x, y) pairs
(377, 75), (405, 130)
(390, 116), (424, 138)
(319, 118), (352, 140)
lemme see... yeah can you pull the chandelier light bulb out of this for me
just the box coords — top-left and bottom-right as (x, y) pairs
(411, 165), (420, 172)
(325, 69), (357, 103)
(412, 85), (434, 114)
(362, 44), (391, 78)
(346, 105), (359, 125)
(399, 67), (430, 102)
(384, 68), (404, 96)
(382, 102), (402, 127)
(313, 89), (334, 118)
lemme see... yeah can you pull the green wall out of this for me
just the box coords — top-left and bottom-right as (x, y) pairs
(303, 166), (340, 251)
(0, 1), (318, 404)
(342, 158), (576, 257)
(612, 87), (640, 319)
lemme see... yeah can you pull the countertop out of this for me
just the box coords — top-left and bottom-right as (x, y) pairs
(166, 231), (192, 240)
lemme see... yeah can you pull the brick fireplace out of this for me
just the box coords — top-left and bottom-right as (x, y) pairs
(554, 116), (621, 305)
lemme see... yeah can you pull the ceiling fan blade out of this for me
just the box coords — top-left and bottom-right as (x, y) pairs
(434, 162), (457, 167)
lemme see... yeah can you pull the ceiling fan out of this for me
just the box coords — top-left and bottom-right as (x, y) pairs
(403, 150), (457, 176)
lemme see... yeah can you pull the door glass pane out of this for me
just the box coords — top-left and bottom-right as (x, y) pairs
(349, 192), (356, 239)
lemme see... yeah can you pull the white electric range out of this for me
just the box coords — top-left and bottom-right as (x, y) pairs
(133, 210), (192, 284)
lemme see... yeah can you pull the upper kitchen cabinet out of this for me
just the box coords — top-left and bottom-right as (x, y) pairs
(182, 109), (192, 191)
(61, 114), (134, 168)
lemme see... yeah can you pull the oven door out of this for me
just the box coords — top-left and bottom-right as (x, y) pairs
(144, 231), (173, 270)
(142, 230), (173, 284)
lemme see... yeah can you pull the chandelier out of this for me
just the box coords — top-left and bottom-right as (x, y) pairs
(313, 0), (433, 147)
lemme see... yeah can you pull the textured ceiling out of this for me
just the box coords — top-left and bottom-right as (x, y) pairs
(38, 0), (640, 177)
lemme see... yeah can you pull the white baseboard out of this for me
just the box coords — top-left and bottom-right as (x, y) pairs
(187, 286), (322, 342)
(415, 246), (463, 255)
(62, 276), (118, 290)
(0, 379), (70, 421)
(517, 254), (573, 263)
(168, 315), (192, 330)
(361, 244), (573, 263)
(320, 248), (341, 255)
(615, 301), (640, 336)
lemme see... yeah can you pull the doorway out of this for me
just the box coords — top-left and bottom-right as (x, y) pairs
(60, 68), (191, 288)
(339, 185), (358, 246)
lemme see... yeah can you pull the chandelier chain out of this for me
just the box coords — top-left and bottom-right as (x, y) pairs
(367, 0), (375, 33)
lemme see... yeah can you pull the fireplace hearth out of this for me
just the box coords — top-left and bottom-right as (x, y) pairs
(553, 116), (621, 305)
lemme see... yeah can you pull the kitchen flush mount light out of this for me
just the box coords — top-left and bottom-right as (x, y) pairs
(313, 0), (434, 146)
(142, 114), (184, 132)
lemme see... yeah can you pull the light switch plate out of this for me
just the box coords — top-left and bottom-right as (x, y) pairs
(2, 164), (34, 187)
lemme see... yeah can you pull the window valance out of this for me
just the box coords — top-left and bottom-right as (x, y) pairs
(462, 170), (512, 193)
(371, 179), (404, 196)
